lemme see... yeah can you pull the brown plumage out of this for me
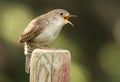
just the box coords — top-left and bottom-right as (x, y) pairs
(18, 9), (75, 73)
(18, 16), (46, 44)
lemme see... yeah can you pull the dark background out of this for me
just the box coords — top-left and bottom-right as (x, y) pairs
(0, 0), (120, 82)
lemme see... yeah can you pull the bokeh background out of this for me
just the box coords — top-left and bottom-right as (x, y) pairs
(0, 0), (120, 82)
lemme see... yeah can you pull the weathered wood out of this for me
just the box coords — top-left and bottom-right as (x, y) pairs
(30, 49), (71, 82)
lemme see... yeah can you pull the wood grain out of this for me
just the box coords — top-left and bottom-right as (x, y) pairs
(30, 49), (71, 82)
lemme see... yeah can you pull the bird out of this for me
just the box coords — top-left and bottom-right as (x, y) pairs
(18, 9), (76, 73)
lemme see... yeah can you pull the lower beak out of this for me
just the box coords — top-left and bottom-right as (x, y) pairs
(64, 15), (77, 27)
(65, 20), (74, 27)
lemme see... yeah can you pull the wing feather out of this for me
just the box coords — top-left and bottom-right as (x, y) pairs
(18, 17), (46, 43)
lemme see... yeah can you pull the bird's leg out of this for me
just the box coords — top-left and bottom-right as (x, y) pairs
(33, 44), (56, 49)
(44, 45), (53, 49)
(31, 43), (45, 49)
(43, 45), (60, 50)
(36, 44), (54, 49)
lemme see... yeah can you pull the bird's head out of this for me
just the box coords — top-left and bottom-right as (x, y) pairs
(48, 9), (77, 27)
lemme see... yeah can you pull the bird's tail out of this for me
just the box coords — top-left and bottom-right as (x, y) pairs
(24, 42), (35, 73)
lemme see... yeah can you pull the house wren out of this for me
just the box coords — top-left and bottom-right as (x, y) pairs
(18, 9), (76, 73)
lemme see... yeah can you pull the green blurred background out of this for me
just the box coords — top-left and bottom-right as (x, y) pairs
(0, 0), (120, 82)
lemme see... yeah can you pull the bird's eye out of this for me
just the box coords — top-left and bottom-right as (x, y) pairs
(60, 13), (63, 16)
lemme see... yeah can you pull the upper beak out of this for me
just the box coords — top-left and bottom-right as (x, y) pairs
(64, 15), (77, 27)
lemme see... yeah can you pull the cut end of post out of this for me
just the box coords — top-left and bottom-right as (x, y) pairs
(30, 49), (71, 82)
(32, 48), (70, 54)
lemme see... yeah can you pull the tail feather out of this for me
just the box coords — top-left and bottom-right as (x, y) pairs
(24, 42), (35, 73)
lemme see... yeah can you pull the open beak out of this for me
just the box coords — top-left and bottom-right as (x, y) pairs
(64, 15), (77, 27)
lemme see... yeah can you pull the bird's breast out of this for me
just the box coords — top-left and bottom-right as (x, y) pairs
(33, 20), (64, 45)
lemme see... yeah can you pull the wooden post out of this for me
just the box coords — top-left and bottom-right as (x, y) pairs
(30, 49), (71, 82)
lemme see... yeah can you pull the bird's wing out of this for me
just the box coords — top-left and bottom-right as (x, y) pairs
(18, 17), (46, 43)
